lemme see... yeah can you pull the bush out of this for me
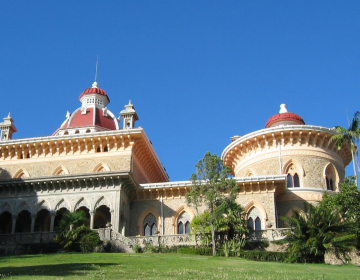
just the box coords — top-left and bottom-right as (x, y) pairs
(238, 250), (290, 262)
(20, 243), (60, 255)
(142, 243), (158, 253)
(80, 231), (103, 253)
(133, 243), (142, 253)
(177, 247), (214, 256)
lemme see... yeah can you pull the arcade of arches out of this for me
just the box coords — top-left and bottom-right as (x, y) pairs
(0, 204), (111, 234)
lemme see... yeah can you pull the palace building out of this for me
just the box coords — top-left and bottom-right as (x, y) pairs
(0, 81), (352, 245)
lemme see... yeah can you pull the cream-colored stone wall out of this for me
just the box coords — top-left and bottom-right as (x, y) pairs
(129, 197), (196, 236)
(237, 155), (344, 190)
(235, 192), (276, 229)
(129, 192), (278, 236)
(0, 154), (131, 179)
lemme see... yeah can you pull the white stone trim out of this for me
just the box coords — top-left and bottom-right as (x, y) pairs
(222, 125), (336, 159)
(139, 175), (287, 189)
(286, 187), (334, 194)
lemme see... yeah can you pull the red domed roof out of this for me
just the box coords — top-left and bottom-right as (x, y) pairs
(62, 108), (117, 130)
(79, 87), (110, 102)
(265, 112), (305, 128)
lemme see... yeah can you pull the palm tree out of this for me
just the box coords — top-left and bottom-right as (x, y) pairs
(331, 111), (360, 186)
(215, 200), (248, 240)
(282, 203), (355, 263)
(54, 211), (102, 252)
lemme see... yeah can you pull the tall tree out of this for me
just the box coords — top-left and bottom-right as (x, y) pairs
(331, 111), (360, 186)
(186, 152), (239, 256)
(281, 203), (355, 263)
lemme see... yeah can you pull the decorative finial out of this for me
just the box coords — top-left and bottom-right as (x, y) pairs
(94, 54), (99, 84)
(92, 81), (98, 88)
(7, 112), (11, 118)
(129, 100), (132, 105)
(279, 104), (287, 114)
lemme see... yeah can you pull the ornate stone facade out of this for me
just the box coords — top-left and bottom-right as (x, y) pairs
(0, 83), (352, 246)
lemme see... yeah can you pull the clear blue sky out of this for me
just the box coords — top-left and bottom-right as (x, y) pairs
(1, 1), (359, 180)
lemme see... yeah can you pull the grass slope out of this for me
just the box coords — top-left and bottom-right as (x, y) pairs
(0, 253), (359, 279)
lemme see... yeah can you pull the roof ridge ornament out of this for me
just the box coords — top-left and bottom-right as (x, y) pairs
(92, 55), (99, 89)
(279, 104), (288, 114)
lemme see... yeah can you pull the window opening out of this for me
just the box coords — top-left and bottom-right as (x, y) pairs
(143, 213), (157, 236)
(177, 212), (191, 234)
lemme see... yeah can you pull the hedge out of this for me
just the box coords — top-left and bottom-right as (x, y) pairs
(177, 247), (214, 255)
(177, 247), (289, 262)
(238, 250), (290, 262)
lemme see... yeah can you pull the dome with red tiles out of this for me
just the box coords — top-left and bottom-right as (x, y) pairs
(52, 82), (119, 136)
(265, 104), (305, 128)
(78, 82), (110, 103)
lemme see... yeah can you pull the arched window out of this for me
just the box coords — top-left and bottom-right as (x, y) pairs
(247, 207), (261, 230)
(325, 164), (337, 191)
(143, 213), (157, 236)
(177, 212), (191, 234)
(248, 217), (254, 229)
(286, 164), (300, 188)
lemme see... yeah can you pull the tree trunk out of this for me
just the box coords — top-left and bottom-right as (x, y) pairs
(351, 149), (358, 187)
(211, 222), (216, 256)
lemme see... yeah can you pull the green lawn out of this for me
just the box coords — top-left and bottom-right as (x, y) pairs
(0, 253), (359, 280)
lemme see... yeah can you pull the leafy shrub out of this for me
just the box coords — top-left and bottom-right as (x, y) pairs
(133, 243), (142, 253)
(143, 243), (158, 253)
(80, 231), (103, 253)
(238, 250), (290, 262)
(177, 247), (213, 255)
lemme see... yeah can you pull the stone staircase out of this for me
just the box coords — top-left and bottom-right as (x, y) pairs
(95, 228), (135, 253)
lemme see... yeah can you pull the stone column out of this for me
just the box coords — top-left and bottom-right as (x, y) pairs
(90, 211), (95, 230)
(30, 214), (36, 233)
(11, 215), (17, 234)
(50, 212), (55, 232)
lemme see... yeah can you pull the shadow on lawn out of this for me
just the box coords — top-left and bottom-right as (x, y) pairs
(0, 262), (118, 278)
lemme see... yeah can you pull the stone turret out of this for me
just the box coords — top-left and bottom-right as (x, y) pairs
(120, 101), (139, 129)
(0, 113), (17, 141)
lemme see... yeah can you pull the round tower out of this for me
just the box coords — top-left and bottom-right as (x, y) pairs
(222, 104), (352, 225)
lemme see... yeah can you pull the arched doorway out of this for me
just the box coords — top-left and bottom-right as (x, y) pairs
(35, 209), (51, 232)
(76, 206), (90, 228)
(94, 205), (111, 229)
(0, 211), (12, 234)
(15, 210), (31, 233)
(54, 207), (69, 231)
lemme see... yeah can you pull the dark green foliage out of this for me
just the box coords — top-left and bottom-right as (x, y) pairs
(20, 243), (60, 255)
(177, 247), (214, 255)
(215, 200), (249, 240)
(80, 231), (103, 253)
(186, 152), (239, 255)
(53, 211), (102, 252)
(133, 243), (142, 253)
(281, 202), (355, 263)
(59, 211), (88, 230)
(243, 240), (269, 251)
(237, 250), (290, 262)
(321, 176), (360, 248)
